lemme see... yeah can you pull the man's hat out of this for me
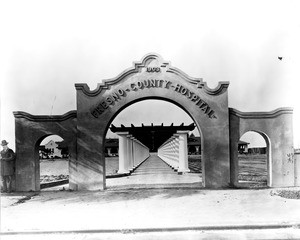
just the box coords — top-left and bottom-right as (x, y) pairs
(1, 140), (9, 146)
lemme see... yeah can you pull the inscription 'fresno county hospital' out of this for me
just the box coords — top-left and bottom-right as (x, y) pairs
(91, 79), (217, 119)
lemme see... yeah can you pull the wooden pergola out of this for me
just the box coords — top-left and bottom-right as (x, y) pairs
(110, 123), (195, 152)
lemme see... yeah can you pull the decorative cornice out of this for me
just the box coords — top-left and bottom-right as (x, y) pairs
(229, 107), (293, 119)
(202, 81), (230, 95)
(13, 110), (77, 122)
(75, 53), (229, 97)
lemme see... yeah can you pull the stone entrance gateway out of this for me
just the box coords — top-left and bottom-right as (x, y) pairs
(13, 53), (295, 191)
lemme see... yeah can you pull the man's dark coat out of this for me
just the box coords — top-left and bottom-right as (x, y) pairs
(1, 148), (15, 176)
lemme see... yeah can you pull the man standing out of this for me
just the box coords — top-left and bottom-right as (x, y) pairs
(0, 140), (15, 193)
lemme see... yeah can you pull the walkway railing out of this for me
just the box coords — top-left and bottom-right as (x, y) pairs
(116, 132), (150, 174)
(158, 131), (190, 173)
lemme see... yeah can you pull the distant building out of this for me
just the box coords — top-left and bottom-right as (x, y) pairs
(105, 138), (119, 157)
(188, 134), (201, 155)
(238, 140), (249, 154)
(248, 147), (267, 154)
(44, 140), (62, 158)
(39, 140), (69, 159)
(40, 137), (258, 159)
(104, 136), (253, 156)
(237, 140), (267, 154)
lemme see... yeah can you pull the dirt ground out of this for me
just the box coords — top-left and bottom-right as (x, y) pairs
(2, 154), (300, 239)
(39, 157), (120, 183)
(39, 154), (267, 185)
(1, 187), (300, 238)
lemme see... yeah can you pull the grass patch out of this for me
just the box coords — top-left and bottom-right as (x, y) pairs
(271, 190), (300, 199)
(238, 154), (267, 185)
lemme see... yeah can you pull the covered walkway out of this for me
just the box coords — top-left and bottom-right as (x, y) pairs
(106, 153), (202, 190)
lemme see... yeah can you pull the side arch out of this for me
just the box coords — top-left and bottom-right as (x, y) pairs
(13, 111), (77, 191)
(239, 130), (272, 186)
(229, 108), (294, 187)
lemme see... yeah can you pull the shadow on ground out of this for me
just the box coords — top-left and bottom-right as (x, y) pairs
(3, 187), (208, 207)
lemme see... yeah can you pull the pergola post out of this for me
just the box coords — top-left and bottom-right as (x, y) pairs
(177, 131), (190, 173)
(126, 134), (134, 172)
(116, 132), (130, 174)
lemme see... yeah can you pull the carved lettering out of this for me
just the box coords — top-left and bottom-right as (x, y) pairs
(96, 105), (105, 114)
(144, 80), (150, 88)
(164, 80), (172, 89)
(90, 80), (217, 119)
(155, 79), (160, 87)
(112, 92), (121, 101)
(158, 80), (164, 87)
(137, 81), (144, 89)
(191, 94), (199, 102)
(208, 109), (217, 119)
(150, 79), (156, 87)
(174, 84), (182, 92)
(131, 83), (138, 91)
(187, 90), (194, 99)
(180, 87), (187, 95)
(200, 105), (210, 114)
(118, 89), (126, 96)
(100, 101), (108, 109)
(195, 98), (205, 107)
(106, 96), (114, 105)
(91, 110), (99, 118)
(146, 67), (161, 72)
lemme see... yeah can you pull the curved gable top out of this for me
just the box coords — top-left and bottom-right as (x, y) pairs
(229, 107), (293, 119)
(13, 110), (77, 122)
(75, 53), (229, 97)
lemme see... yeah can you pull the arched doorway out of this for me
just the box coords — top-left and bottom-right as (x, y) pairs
(74, 53), (230, 190)
(238, 131), (271, 188)
(104, 99), (203, 189)
(37, 135), (70, 191)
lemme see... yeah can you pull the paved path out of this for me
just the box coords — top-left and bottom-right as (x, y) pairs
(106, 153), (202, 189)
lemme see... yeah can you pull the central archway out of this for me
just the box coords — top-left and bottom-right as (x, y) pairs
(103, 98), (203, 189)
(74, 53), (230, 190)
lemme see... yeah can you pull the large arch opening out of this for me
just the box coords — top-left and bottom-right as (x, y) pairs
(37, 135), (70, 191)
(103, 99), (203, 190)
(238, 131), (271, 188)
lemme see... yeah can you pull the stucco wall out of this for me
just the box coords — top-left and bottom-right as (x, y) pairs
(13, 111), (77, 191)
(229, 108), (294, 187)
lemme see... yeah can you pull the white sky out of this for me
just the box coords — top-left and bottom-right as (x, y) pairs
(1, 0), (300, 150)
